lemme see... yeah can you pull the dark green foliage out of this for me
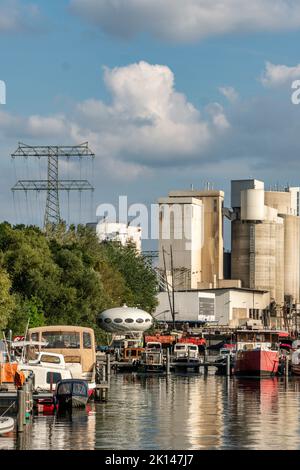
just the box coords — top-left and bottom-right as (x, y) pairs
(0, 223), (158, 341)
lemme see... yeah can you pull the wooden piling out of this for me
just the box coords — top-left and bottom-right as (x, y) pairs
(106, 353), (111, 379)
(166, 349), (170, 375)
(226, 354), (231, 377)
(285, 356), (289, 378)
(17, 389), (25, 433)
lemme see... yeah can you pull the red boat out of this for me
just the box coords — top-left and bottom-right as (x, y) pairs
(234, 330), (284, 377)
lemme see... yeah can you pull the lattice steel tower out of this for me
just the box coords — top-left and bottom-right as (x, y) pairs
(11, 142), (95, 229)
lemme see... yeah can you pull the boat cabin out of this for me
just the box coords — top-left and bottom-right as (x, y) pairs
(123, 347), (144, 363)
(28, 326), (96, 382)
(235, 330), (282, 352)
(174, 343), (199, 360)
(141, 342), (163, 366)
(19, 361), (72, 391)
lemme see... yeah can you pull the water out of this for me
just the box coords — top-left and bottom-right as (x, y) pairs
(1, 373), (300, 450)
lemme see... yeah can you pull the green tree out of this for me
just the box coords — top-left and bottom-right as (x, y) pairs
(0, 267), (15, 330)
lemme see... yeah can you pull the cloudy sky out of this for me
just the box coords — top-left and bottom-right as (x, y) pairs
(1, 0), (300, 247)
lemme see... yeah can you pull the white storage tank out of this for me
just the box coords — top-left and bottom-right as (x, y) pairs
(98, 305), (153, 333)
(241, 189), (265, 221)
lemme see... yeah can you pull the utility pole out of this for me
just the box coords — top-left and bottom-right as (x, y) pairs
(162, 247), (173, 326)
(170, 245), (176, 330)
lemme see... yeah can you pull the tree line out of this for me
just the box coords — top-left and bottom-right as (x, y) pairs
(0, 223), (158, 343)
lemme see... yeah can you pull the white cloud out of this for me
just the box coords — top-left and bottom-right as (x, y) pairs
(219, 86), (239, 103)
(69, 0), (300, 42)
(0, 61), (229, 179)
(0, 0), (40, 33)
(261, 61), (300, 87)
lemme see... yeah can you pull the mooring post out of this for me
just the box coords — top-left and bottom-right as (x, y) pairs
(24, 382), (30, 422)
(17, 389), (25, 433)
(285, 355), (289, 378)
(226, 353), (231, 377)
(106, 353), (111, 379)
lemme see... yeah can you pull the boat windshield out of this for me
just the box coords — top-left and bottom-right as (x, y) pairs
(57, 382), (87, 396)
(41, 332), (80, 349)
(73, 382), (87, 396)
(57, 382), (72, 394)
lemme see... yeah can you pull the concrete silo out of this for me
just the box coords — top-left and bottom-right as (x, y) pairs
(265, 191), (300, 304)
(231, 181), (285, 306)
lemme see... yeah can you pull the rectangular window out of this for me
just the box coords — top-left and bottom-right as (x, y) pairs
(42, 332), (80, 349)
(46, 372), (62, 384)
(83, 332), (92, 349)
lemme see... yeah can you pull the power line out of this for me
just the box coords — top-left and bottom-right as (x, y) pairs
(11, 143), (95, 230)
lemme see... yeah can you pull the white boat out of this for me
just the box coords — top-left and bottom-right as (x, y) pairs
(19, 352), (95, 395)
(172, 343), (201, 372)
(0, 417), (14, 434)
(173, 343), (200, 362)
(138, 342), (165, 373)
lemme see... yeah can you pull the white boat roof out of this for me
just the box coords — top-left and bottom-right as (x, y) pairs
(11, 340), (48, 347)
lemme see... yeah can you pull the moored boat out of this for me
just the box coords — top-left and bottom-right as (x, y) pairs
(137, 342), (165, 373)
(0, 417), (14, 434)
(291, 340), (300, 375)
(172, 343), (201, 372)
(234, 329), (282, 377)
(55, 379), (89, 409)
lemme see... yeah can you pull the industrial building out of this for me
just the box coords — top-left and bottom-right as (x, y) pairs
(158, 189), (224, 290)
(230, 179), (300, 314)
(86, 221), (142, 252)
(155, 288), (271, 328)
(156, 179), (300, 328)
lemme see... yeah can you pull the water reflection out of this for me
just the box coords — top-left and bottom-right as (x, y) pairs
(1, 374), (300, 450)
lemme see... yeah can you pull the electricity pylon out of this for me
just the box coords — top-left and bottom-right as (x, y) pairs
(11, 142), (95, 229)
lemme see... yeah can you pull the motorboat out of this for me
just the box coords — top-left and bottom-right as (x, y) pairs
(291, 341), (300, 375)
(234, 329), (282, 376)
(172, 342), (201, 372)
(137, 342), (165, 373)
(55, 379), (89, 409)
(0, 417), (14, 434)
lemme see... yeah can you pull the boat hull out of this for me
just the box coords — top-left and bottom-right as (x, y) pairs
(56, 395), (88, 408)
(292, 364), (300, 375)
(234, 350), (279, 376)
(0, 417), (14, 434)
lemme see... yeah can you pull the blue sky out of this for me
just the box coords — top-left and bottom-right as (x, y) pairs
(1, 0), (300, 248)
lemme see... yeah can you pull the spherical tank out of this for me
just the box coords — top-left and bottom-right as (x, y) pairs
(98, 305), (153, 333)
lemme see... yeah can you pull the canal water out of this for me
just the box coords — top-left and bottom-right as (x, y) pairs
(1, 373), (300, 450)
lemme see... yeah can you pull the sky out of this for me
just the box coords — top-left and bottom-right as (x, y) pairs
(1, 0), (300, 249)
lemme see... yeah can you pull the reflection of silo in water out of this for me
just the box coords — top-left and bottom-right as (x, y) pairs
(155, 377), (224, 449)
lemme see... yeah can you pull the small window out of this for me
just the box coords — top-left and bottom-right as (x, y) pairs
(145, 319), (151, 323)
(46, 372), (62, 384)
(114, 318), (123, 324)
(125, 318), (134, 323)
(83, 332), (92, 349)
(104, 318), (112, 324)
(31, 333), (39, 342)
(136, 318), (144, 323)
(40, 354), (61, 364)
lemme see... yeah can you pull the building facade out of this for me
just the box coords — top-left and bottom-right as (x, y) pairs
(158, 189), (224, 290)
